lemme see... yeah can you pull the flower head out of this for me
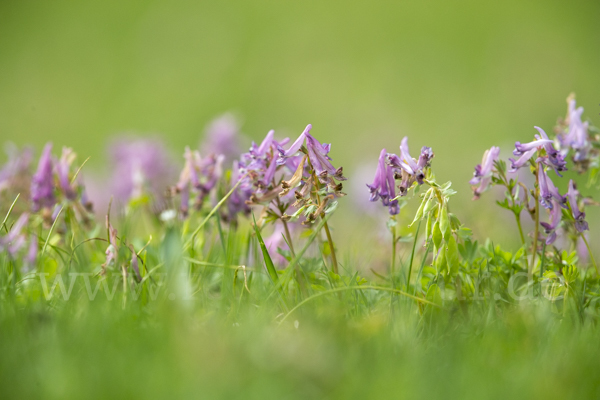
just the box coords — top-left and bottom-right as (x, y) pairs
(31, 143), (56, 212)
(56, 147), (78, 200)
(532, 127), (567, 176)
(538, 166), (566, 210)
(201, 113), (242, 163)
(567, 180), (588, 233)
(366, 149), (399, 215)
(175, 147), (224, 216)
(109, 138), (176, 204)
(559, 97), (591, 163)
(386, 137), (434, 195)
(0, 144), (33, 195)
(540, 199), (562, 245)
(0, 213), (28, 258)
(470, 146), (500, 199)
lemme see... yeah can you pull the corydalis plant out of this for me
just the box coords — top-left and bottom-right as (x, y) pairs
(174, 148), (224, 217)
(276, 124), (346, 273)
(471, 98), (596, 276)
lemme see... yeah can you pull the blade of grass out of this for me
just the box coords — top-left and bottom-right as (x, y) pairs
(182, 174), (246, 251)
(42, 205), (64, 255)
(279, 285), (443, 324)
(1, 193), (20, 233)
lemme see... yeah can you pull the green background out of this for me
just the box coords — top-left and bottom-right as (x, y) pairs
(0, 0), (598, 242)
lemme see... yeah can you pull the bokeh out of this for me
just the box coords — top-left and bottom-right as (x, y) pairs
(1, 0), (598, 246)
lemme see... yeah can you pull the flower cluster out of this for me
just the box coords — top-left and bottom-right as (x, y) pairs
(470, 100), (593, 248)
(366, 137), (434, 215)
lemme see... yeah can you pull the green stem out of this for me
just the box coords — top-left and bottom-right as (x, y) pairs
(406, 220), (422, 292)
(322, 220), (338, 274)
(530, 164), (540, 280)
(390, 219), (397, 289)
(278, 285), (443, 324)
(581, 234), (599, 277)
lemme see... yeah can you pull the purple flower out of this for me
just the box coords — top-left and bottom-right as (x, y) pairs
(567, 180), (588, 233)
(201, 113), (242, 163)
(109, 138), (176, 204)
(277, 124), (346, 182)
(103, 216), (119, 269)
(27, 233), (38, 266)
(470, 146), (500, 198)
(366, 149), (399, 215)
(387, 137), (433, 186)
(0, 145), (33, 194)
(559, 99), (590, 162)
(0, 213), (28, 258)
(538, 166), (566, 210)
(56, 147), (77, 200)
(31, 143), (56, 212)
(533, 127), (567, 176)
(175, 147), (224, 215)
(509, 129), (557, 173)
(508, 148), (536, 172)
(540, 199), (562, 245)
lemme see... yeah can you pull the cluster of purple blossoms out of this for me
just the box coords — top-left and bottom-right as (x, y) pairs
(366, 149), (399, 215)
(471, 116), (591, 247)
(201, 113), (243, 164)
(558, 97), (592, 164)
(225, 130), (291, 221)
(469, 146), (500, 198)
(108, 138), (176, 205)
(365, 137), (433, 215)
(276, 124), (347, 224)
(0, 213), (29, 258)
(508, 127), (566, 175)
(0, 145), (33, 196)
(174, 147), (224, 216)
(29, 143), (88, 216)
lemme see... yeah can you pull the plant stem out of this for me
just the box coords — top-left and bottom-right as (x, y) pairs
(390, 218), (397, 289)
(281, 218), (296, 257)
(530, 164), (540, 280)
(322, 220), (338, 274)
(581, 234), (600, 276)
(406, 220), (421, 292)
(514, 213), (526, 247)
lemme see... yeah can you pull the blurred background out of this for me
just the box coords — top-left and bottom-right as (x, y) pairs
(0, 0), (598, 250)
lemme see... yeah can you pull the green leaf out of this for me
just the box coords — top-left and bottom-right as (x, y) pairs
(252, 214), (278, 283)
(446, 235), (459, 275)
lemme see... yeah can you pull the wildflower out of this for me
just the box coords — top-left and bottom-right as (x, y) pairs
(201, 113), (242, 163)
(27, 234), (38, 266)
(559, 97), (591, 162)
(277, 124), (346, 183)
(566, 180), (588, 232)
(109, 138), (176, 204)
(366, 149), (399, 215)
(31, 143), (56, 212)
(533, 127), (567, 176)
(129, 245), (142, 283)
(508, 148), (536, 172)
(103, 216), (119, 271)
(0, 213), (28, 258)
(540, 199), (562, 245)
(386, 137), (433, 190)
(0, 145), (33, 194)
(470, 146), (500, 198)
(175, 147), (224, 215)
(56, 147), (77, 200)
(538, 166), (566, 210)
(509, 129), (557, 173)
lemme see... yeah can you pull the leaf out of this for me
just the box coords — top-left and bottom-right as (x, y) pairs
(446, 235), (459, 275)
(252, 214), (278, 283)
(432, 220), (443, 251)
